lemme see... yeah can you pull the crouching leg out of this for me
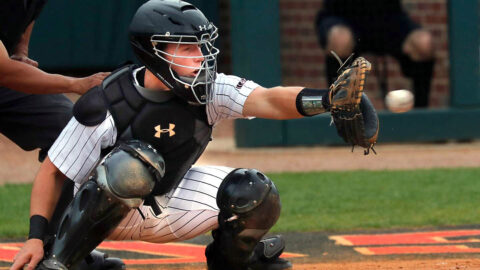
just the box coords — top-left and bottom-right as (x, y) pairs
(205, 168), (292, 270)
(38, 141), (165, 270)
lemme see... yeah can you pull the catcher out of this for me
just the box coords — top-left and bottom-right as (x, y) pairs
(11, 1), (378, 270)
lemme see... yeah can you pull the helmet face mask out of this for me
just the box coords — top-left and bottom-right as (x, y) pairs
(151, 25), (219, 104)
(129, 0), (220, 105)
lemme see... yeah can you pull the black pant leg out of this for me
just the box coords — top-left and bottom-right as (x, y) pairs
(0, 88), (73, 161)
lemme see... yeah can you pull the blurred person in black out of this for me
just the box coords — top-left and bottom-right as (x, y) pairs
(0, 0), (109, 162)
(315, 0), (434, 108)
(0, 1), (121, 269)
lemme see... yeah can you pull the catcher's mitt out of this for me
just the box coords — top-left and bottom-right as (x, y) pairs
(328, 56), (379, 154)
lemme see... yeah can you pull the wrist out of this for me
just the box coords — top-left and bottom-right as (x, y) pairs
(66, 77), (80, 94)
(296, 88), (330, 116)
(28, 215), (48, 240)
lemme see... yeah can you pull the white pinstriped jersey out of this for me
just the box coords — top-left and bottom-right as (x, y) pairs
(48, 71), (259, 187)
(47, 70), (259, 242)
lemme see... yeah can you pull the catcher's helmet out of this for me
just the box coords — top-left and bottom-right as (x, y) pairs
(129, 0), (219, 105)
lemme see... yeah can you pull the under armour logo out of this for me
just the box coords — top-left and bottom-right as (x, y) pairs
(154, 124), (176, 138)
(199, 25), (207, 31)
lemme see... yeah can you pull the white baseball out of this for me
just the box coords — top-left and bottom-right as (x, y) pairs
(385, 89), (414, 113)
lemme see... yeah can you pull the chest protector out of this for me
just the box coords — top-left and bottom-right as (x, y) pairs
(73, 65), (213, 195)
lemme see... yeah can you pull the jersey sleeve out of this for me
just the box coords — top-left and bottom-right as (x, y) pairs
(48, 111), (117, 185)
(206, 73), (260, 126)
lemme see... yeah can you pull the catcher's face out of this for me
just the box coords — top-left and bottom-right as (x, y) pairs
(151, 28), (219, 104)
(164, 43), (204, 77)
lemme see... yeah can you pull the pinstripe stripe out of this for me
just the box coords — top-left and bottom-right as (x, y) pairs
(116, 210), (138, 240)
(128, 212), (144, 240)
(182, 177), (219, 189)
(215, 93), (244, 106)
(155, 211), (206, 239)
(50, 120), (81, 163)
(56, 125), (87, 169)
(49, 117), (75, 158)
(186, 169), (226, 180)
(109, 166), (234, 242)
(171, 210), (208, 236)
(144, 214), (170, 230)
(177, 214), (217, 239)
(50, 113), (116, 185)
(169, 196), (217, 210)
(63, 124), (101, 175)
(217, 104), (242, 115)
(176, 186), (216, 199)
(204, 166), (233, 174)
(70, 128), (110, 182)
(153, 211), (188, 235)
(207, 73), (258, 125)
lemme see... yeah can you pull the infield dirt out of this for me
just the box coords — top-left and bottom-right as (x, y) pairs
(2, 120), (480, 269)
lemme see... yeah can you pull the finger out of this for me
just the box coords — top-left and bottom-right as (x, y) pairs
(96, 72), (110, 79)
(9, 254), (31, 270)
(26, 59), (39, 67)
(26, 254), (43, 270)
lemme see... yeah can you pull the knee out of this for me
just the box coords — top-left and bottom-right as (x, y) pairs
(403, 30), (434, 61)
(95, 140), (165, 208)
(217, 168), (281, 229)
(327, 25), (355, 59)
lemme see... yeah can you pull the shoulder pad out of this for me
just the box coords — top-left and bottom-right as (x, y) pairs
(102, 65), (135, 89)
(73, 86), (108, 126)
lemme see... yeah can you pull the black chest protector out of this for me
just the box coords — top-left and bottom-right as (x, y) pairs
(73, 65), (213, 195)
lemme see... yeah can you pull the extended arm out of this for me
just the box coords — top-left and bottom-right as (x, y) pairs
(243, 86), (329, 120)
(10, 158), (66, 270)
(243, 57), (379, 153)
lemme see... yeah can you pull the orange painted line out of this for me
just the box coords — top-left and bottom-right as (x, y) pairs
(355, 245), (480, 255)
(0, 241), (305, 265)
(331, 230), (480, 246)
(329, 236), (354, 246)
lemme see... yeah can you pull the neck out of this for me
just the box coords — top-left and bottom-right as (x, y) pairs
(145, 69), (170, 91)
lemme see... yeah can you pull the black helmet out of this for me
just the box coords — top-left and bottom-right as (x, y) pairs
(129, 0), (219, 105)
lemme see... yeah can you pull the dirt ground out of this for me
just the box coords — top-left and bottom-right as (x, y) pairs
(2, 121), (480, 269)
(166, 259), (480, 270)
(2, 131), (480, 184)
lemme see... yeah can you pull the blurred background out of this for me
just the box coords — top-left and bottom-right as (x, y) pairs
(1, 0), (479, 182)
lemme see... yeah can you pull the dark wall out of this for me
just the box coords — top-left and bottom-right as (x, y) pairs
(29, 0), (220, 71)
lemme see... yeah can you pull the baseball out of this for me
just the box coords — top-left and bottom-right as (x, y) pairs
(385, 89), (414, 113)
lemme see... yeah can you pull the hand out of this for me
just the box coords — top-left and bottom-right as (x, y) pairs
(71, 72), (110, 95)
(10, 54), (38, 67)
(10, 239), (44, 270)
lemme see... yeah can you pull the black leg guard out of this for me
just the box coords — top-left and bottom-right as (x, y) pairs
(38, 180), (131, 270)
(72, 250), (125, 270)
(44, 181), (125, 270)
(37, 141), (165, 270)
(206, 234), (292, 270)
(248, 236), (292, 270)
(205, 169), (291, 270)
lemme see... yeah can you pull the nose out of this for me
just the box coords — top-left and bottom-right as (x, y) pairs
(194, 46), (204, 62)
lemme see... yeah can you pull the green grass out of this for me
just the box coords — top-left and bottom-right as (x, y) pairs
(1, 168), (480, 238)
(0, 183), (31, 238)
(271, 168), (480, 232)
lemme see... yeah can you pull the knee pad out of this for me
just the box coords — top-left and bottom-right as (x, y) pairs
(42, 141), (165, 269)
(217, 168), (281, 244)
(96, 140), (165, 208)
(207, 169), (281, 268)
(217, 168), (281, 230)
